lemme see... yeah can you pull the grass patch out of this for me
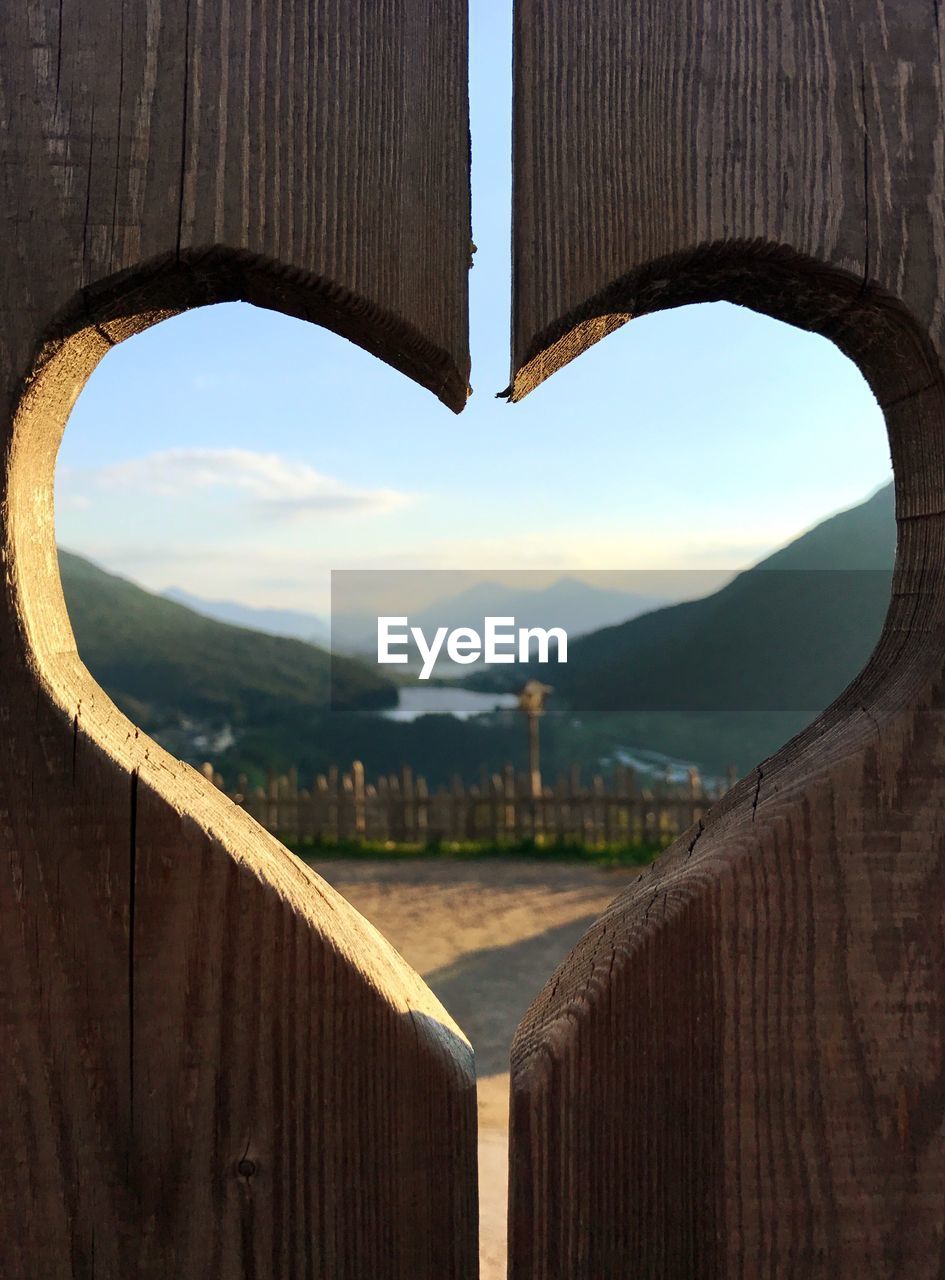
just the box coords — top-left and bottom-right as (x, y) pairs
(283, 834), (670, 869)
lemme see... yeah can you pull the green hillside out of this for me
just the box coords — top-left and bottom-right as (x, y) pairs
(536, 483), (896, 773)
(58, 550), (524, 785)
(556, 483), (894, 715)
(746, 482), (895, 572)
(58, 550), (396, 735)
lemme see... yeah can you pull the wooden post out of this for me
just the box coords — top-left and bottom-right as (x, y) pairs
(327, 765), (340, 841)
(503, 763), (517, 839)
(352, 761), (366, 838)
(401, 764), (415, 843)
(376, 774), (391, 842)
(298, 786), (313, 842)
(389, 773), (404, 842)
(518, 679), (551, 799)
(591, 773), (605, 845)
(527, 713), (541, 796)
(509, 1), (945, 1275)
(314, 773), (329, 842)
(431, 785), (450, 843)
(553, 773), (568, 843)
(450, 775), (466, 842)
(340, 771), (354, 840)
(416, 776), (430, 843)
(0, 3), (475, 1276)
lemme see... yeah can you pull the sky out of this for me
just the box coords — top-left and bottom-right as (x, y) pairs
(55, 0), (893, 617)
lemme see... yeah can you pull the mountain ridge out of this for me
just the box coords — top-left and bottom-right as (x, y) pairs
(163, 586), (330, 645)
(58, 550), (396, 741)
(552, 482), (895, 719)
(56, 481), (897, 783)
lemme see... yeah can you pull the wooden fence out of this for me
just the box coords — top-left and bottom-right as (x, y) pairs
(201, 761), (739, 845)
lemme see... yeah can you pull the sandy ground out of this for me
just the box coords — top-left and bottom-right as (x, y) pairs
(314, 858), (636, 1280)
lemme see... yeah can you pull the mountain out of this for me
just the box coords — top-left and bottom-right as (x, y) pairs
(543, 484), (896, 770)
(59, 550), (528, 785)
(58, 551), (396, 741)
(332, 575), (664, 659)
(416, 577), (664, 636)
(55, 484), (897, 787)
(164, 586), (329, 645)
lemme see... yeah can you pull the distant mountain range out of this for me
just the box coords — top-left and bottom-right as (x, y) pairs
(415, 576), (664, 638)
(163, 587), (330, 646)
(166, 576), (660, 665)
(333, 575), (665, 661)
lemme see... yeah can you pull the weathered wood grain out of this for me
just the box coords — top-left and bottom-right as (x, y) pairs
(510, 2), (945, 1276)
(0, 3), (474, 1277)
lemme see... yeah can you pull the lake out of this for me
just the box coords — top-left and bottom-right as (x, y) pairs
(382, 686), (519, 722)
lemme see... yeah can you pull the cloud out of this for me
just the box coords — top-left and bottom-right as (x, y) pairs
(57, 492), (92, 512)
(90, 448), (411, 518)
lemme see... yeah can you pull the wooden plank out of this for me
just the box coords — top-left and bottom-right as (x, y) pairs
(0, 3), (474, 1277)
(509, 1), (945, 1275)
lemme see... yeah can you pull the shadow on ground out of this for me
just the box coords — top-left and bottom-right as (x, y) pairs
(423, 915), (599, 1076)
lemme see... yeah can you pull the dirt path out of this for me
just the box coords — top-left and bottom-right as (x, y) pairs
(314, 857), (635, 1280)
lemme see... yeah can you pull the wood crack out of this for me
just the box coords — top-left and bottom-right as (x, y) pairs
(687, 819), (705, 858)
(109, 0), (127, 271)
(751, 767), (763, 821)
(860, 53), (871, 295)
(175, 0), (194, 259)
(55, 0), (63, 99)
(82, 102), (96, 283)
(93, 324), (116, 348)
(879, 378), (941, 412)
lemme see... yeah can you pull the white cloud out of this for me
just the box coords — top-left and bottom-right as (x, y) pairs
(90, 448), (411, 518)
(57, 492), (92, 512)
